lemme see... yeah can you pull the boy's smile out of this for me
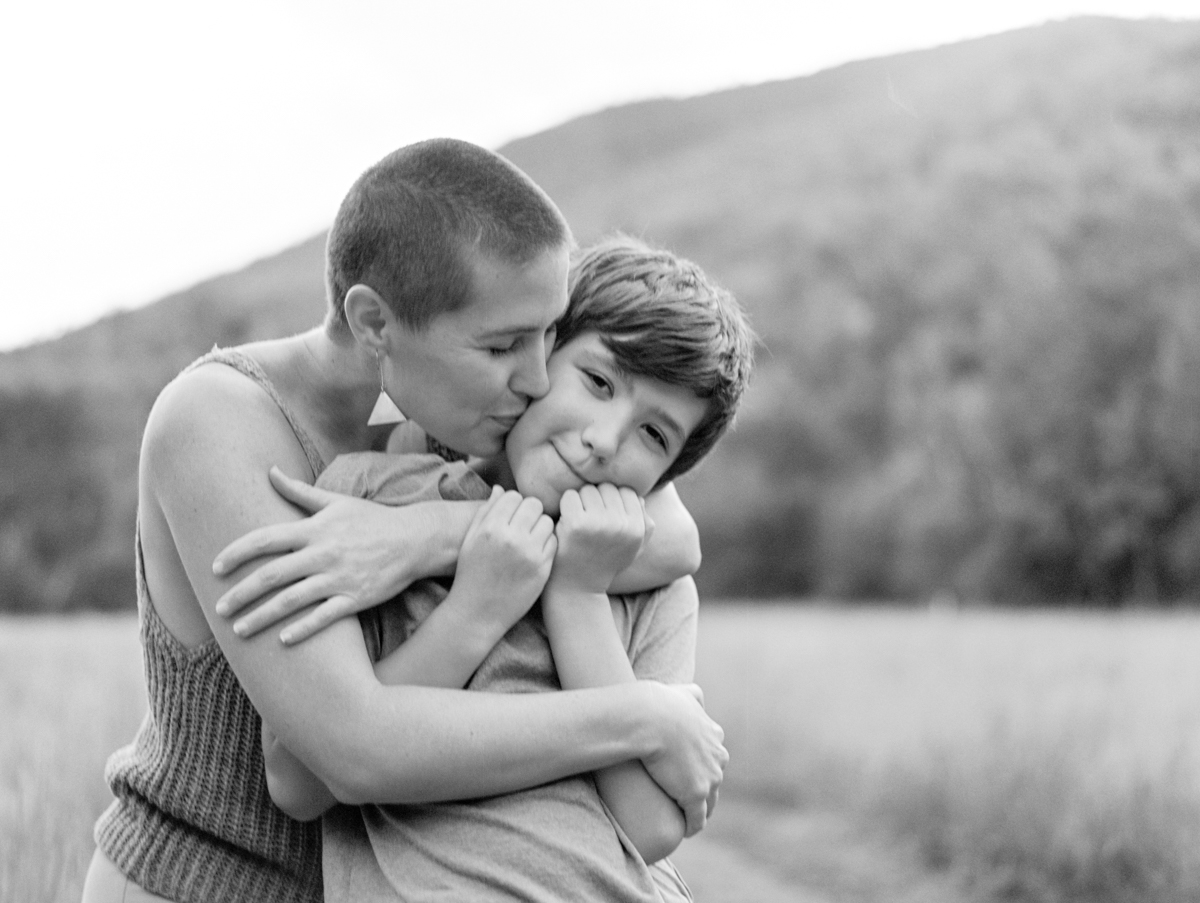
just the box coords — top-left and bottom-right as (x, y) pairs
(504, 332), (709, 515)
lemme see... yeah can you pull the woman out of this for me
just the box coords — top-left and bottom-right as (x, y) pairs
(82, 138), (725, 903)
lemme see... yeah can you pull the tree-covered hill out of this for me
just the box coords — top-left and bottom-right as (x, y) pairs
(4, 15), (1200, 612)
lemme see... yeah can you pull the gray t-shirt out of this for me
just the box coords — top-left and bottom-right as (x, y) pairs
(316, 452), (697, 903)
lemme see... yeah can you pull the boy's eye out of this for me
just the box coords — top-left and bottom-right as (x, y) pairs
(584, 370), (613, 395)
(644, 424), (669, 452)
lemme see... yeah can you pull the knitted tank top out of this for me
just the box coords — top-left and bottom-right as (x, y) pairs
(94, 348), (325, 903)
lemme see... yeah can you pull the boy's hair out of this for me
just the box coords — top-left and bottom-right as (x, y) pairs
(555, 235), (755, 485)
(325, 138), (571, 332)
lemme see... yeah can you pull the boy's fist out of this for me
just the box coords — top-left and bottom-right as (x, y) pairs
(551, 483), (647, 593)
(454, 486), (557, 631)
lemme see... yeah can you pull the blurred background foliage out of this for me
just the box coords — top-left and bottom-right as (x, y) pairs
(3, 16), (1200, 612)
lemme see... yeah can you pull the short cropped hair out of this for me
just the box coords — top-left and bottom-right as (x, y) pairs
(555, 236), (755, 485)
(325, 138), (571, 332)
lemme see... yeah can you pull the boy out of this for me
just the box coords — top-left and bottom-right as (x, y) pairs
(265, 236), (755, 902)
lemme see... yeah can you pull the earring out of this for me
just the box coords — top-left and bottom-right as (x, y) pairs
(367, 349), (406, 426)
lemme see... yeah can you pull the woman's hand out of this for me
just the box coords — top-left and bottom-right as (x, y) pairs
(639, 682), (728, 837)
(212, 466), (459, 644)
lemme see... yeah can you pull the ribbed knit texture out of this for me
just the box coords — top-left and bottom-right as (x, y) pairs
(94, 348), (325, 903)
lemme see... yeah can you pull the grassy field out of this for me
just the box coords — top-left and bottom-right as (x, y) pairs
(0, 616), (146, 903)
(694, 604), (1200, 903)
(4, 605), (1200, 902)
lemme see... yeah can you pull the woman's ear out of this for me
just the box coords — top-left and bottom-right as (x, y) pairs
(343, 284), (393, 353)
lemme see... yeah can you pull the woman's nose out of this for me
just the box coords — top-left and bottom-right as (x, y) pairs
(510, 338), (551, 399)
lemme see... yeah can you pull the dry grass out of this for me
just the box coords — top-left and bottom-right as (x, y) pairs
(6, 607), (1200, 902)
(694, 604), (1200, 903)
(0, 615), (144, 903)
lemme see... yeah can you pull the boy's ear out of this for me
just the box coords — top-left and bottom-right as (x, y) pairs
(344, 284), (394, 352)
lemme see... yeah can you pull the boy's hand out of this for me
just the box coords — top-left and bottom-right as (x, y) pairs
(451, 486), (556, 633)
(550, 484), (647, 594)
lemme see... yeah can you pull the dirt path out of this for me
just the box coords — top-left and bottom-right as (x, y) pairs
(669, 796), (969, 903)
(672, 834), (834, 902)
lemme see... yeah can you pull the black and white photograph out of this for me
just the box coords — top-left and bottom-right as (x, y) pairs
(3, 2), (1200, 901)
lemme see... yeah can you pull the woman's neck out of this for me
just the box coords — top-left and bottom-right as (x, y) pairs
(306, 329), (397, 453)
(255, 327), (388, 457)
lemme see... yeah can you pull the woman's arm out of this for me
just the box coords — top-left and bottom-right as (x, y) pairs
(146, 367), (724, 816)
(541, 485), (714, 860)
(211, 466), (481, 643)
(213, 472), (699, 644)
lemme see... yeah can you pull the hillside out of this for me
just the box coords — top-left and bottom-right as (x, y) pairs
(4, 15), (1200, 612)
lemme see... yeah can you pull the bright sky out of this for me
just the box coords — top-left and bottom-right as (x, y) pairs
(1, 0), (1195, 351)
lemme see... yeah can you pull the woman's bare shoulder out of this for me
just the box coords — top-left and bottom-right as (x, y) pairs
(142, 358), (311, 487)
(155, 355), (272, 410)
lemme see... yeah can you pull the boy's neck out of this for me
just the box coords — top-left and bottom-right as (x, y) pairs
(476, 452), (519, 493)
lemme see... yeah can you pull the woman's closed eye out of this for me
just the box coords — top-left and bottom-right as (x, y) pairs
(489, 324), (556, 357)
(487, 338), (520, 356)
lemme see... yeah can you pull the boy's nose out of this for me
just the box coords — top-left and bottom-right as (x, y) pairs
(582, 420), (620, 461)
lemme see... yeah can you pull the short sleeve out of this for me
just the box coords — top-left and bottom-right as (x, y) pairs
(621, 576), (698, 684)
(316, 451), (487, 505)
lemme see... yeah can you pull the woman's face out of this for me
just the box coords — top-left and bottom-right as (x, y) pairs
(385, 245), (569, 458)
(504, 332), (708, 515)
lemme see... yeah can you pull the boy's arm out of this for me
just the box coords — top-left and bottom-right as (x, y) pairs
(372, 485), (555, 688)
(608, 482), (701, 594)
(543, 586), (690, 863)
(262, 720), (338, 821)
(261, 482), (556, 819)
(542, 485), (700, 863)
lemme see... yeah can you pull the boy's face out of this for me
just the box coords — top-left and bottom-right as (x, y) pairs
(504, 332), (708, 515)
(387, 244), (569, 457)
